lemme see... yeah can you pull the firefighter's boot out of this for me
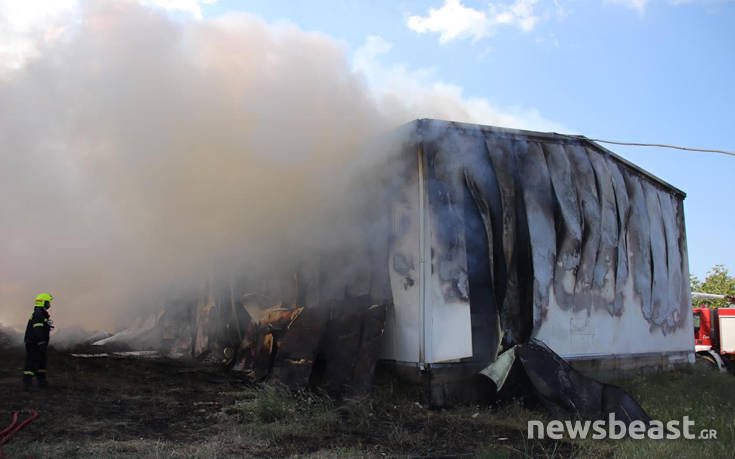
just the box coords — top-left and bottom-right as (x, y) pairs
(23, 373), (33, 390)
(37, 372), (48, 388)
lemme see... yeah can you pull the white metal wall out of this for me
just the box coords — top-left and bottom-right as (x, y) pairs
(534, 261), (695, 358)
(381, 145), (473, 364)
(380, 151), (421, 363)
(381, 138), (694, 366)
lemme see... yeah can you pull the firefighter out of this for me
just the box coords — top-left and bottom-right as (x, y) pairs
(23, 293), (54, 389)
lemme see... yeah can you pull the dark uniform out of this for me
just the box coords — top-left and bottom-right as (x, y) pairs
(23, 300), (52, 388)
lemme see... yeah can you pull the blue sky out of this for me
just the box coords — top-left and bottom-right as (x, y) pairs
(196, 0), (735, 280)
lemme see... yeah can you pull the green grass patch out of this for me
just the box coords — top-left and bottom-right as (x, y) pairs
(580, 365), (735, 458)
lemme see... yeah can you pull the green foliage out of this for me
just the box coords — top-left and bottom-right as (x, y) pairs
(220, 384), (337, 426)
(252, 385), (301, 423)
(691, 265), (735, 308)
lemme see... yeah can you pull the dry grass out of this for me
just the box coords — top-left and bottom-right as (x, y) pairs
(2, 345), (733, 458)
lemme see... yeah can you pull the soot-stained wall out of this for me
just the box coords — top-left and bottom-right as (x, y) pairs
(386, 119), (693, 364)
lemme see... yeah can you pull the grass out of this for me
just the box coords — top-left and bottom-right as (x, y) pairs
(575, 365), (735, 458)
(210, 366), (735, 457)
(2, 354), (734, 458)
(206, 383), (572, 457)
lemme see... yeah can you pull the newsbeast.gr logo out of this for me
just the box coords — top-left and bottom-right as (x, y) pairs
(528, 414), (718, 440)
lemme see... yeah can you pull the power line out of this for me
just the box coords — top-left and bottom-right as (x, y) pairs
(582, 137), (735, 158)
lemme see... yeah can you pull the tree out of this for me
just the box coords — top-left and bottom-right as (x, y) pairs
(690, 265), (735, 308)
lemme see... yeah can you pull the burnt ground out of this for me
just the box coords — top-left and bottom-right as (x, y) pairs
(0, 342), (579, 458)
(3, 340), (733, 458)
(0, 346), (245, 446)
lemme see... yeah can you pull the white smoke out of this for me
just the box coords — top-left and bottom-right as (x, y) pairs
(0, 0), (561, 331)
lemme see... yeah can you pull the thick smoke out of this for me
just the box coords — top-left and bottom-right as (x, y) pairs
(0, 1), (555, 332)
(0, 1), (408, 330)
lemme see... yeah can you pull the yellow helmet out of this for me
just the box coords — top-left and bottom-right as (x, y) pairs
(35, 293), (53, 308)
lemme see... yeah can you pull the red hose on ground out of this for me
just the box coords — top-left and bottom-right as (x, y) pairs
(0, 413), (18, 437)
(0, 410), (39, 458)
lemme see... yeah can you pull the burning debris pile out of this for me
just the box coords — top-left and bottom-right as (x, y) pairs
(83, 255), (394, 395)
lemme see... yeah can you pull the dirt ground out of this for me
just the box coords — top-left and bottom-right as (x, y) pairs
(0, 342), (573, 458)
(2, 340), (733, 458)
(0, 345), (243, 450)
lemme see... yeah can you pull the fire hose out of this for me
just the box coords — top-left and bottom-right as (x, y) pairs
(0, 410), (39, 458)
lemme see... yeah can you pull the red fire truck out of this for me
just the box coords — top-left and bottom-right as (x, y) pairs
(692, 293), (735, 372)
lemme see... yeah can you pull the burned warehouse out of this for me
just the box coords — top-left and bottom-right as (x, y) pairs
(92, 118), (694, 409)
(380, 119), (694, 406)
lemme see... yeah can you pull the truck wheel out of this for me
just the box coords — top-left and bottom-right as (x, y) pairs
(723, 358), (735, 375)
(695, 353), (718, 370)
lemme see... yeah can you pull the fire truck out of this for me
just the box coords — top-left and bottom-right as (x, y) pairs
(692, 292), (735, 372)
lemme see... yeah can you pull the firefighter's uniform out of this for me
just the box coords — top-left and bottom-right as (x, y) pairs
(23, 293), (53, 388)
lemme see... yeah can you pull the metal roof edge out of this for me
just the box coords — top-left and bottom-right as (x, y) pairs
(578, 137), (687, 198)
(406, 118), (686, 199)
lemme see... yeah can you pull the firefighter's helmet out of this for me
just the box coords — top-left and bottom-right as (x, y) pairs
(35, 293), (53, 308)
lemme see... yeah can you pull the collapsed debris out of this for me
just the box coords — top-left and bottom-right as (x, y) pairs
(72, 249), (393, 395)
(80, 299), (388, 394)
(71, 351), (159, 359)
(482, 340), (650, 423)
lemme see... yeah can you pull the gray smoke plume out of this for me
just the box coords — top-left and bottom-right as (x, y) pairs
(0, 1), (407, 330)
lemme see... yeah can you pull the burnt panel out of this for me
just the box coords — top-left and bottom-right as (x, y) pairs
(270, 306), (328, 388)
(609, 161), (630, 316)
(517, 140), (556, 326)
(463, 171), (499, 363)
(542, 142), (582, 310)
(624, 170), (653, 320)
(566, 143), (602, 304)
(586, 147), (618, 312)
(486, 136), (534, 347)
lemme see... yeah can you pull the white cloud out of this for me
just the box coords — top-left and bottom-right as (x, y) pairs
(406, 0), (540, 43)
(491, 0), (539, 31)
(406, 0), (491, 43)
(353, 35), (567, 133)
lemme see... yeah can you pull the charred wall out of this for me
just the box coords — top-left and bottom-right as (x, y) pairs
(415, 119), (691, 363)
